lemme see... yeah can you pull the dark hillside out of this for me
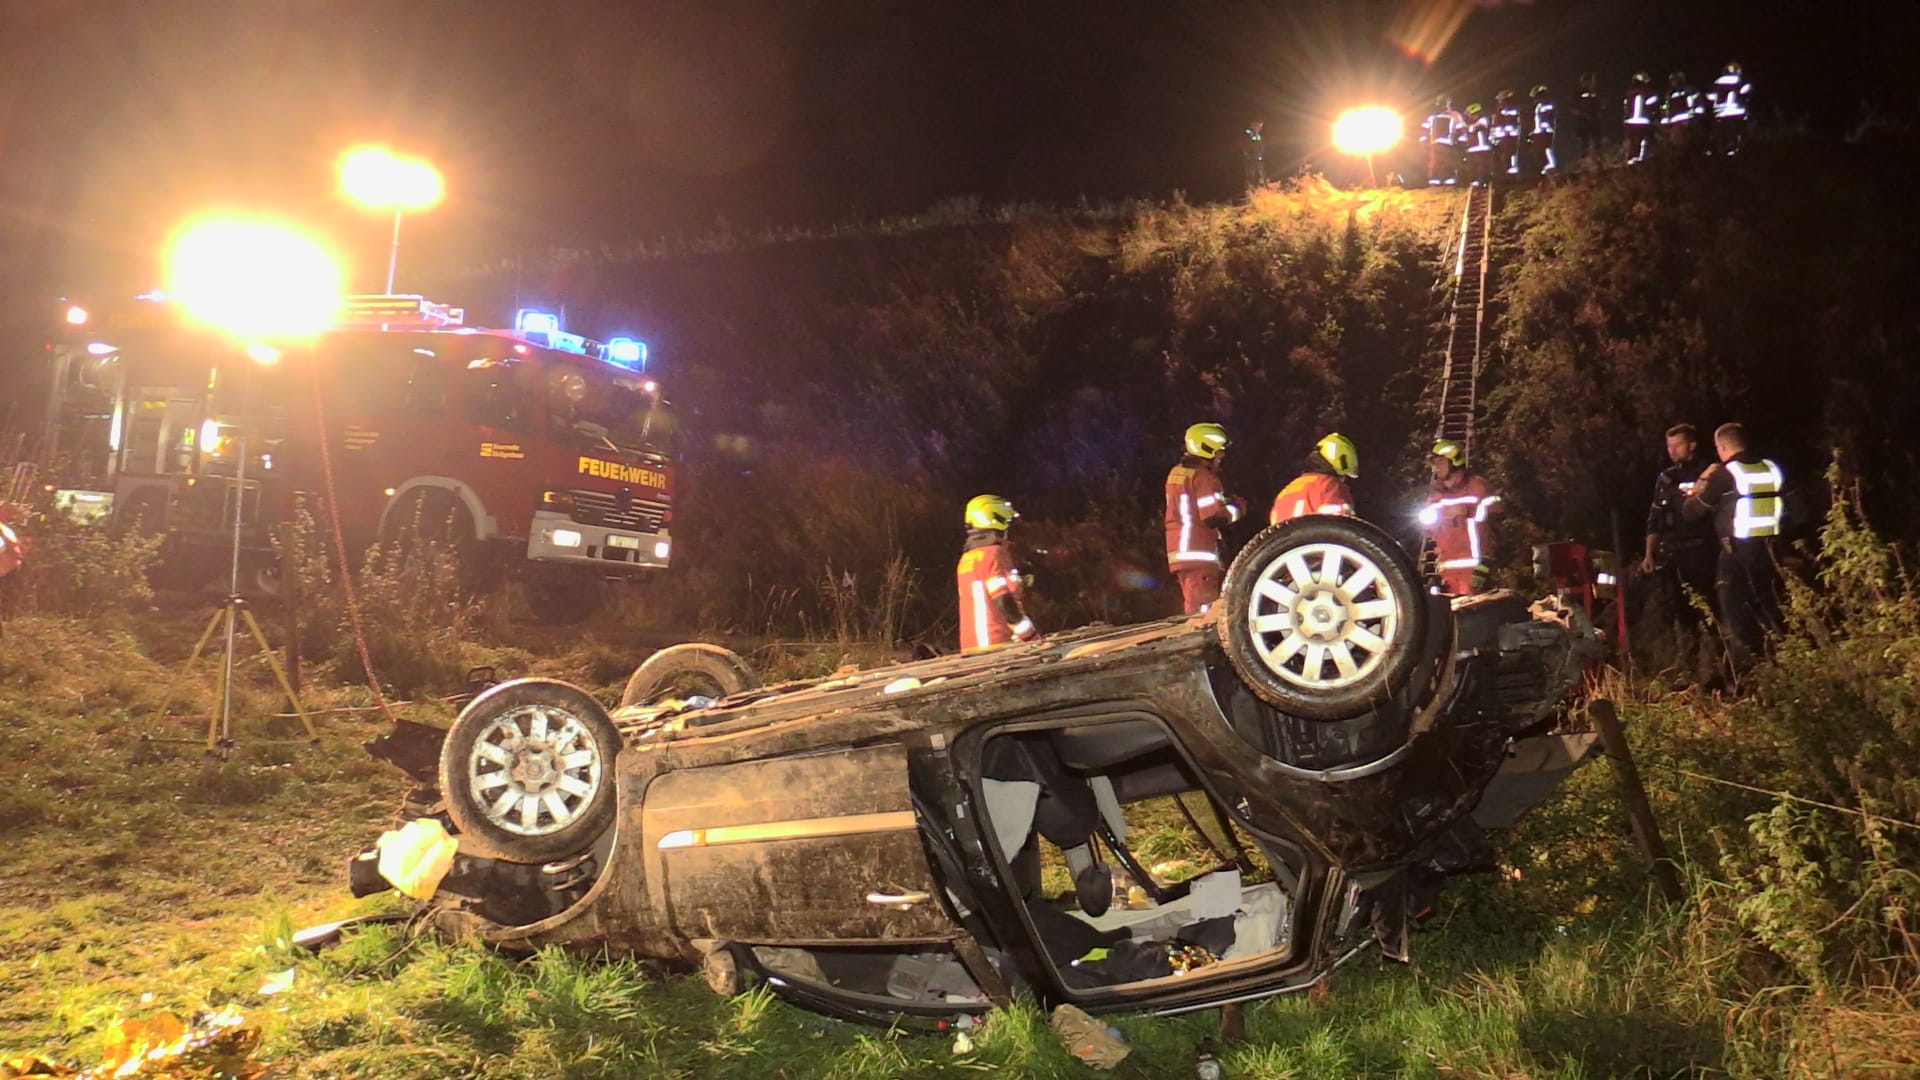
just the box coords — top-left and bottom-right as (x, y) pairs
(434, 135), (1920, 641)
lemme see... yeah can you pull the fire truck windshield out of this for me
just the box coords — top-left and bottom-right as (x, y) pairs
(546, 365), (672, 459)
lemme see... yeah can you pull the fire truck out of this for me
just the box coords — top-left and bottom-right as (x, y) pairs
(41, 294), (675, 589)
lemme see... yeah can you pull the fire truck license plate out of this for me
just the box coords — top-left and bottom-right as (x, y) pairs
(607, 535), (641, 550)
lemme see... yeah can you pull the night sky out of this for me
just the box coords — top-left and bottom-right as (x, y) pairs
(0, 0), (1907, 306)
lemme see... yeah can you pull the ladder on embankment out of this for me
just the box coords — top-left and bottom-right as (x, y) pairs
(1433, 184), (1495, 466)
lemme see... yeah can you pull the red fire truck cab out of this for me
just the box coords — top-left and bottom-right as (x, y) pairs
(45, 295), (676, 584)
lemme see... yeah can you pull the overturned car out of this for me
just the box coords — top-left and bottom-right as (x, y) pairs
(354, 517), (1600, 1024)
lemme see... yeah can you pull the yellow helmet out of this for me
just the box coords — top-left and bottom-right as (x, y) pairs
(1184, 422), (1230, 459)
(964, 494), (1018, 531)
(1431, 439), (1465, 466)
(1316, 432), (1359, 478)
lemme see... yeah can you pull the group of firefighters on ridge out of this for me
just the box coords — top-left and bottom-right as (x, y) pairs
(959, 419), (1790, 683)
(1410, 61), (1753, 186)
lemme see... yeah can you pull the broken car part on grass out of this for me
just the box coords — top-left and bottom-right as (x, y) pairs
(347, 516), (1601, 1026)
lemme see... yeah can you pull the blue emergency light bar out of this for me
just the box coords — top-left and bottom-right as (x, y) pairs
(606, 337), (648, 368)
(512, 308), (648, 370)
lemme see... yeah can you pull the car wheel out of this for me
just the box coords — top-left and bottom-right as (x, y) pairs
(439, 679), (621, 863)
(1218, 516), (1428, 721)
(618, 643), (760, 709)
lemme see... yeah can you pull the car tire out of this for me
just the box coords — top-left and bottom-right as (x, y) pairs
(439, 679), (622, 864)
(618, 643), (760, 709)
(1218, 516), (1429, 721)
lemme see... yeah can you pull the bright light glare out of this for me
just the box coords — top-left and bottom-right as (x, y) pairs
(86, 342), (118, 356)
(339, 146), (444, 211)
(1333, 107), (1404, 156)
(65, 305), (89, 325)
(165, 218), (344, 341)
(245, 342), (282, 365)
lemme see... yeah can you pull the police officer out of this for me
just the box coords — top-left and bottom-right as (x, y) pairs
(1683, 423), (1786, 678)
(1564, 72), (1602, 169)
(1244, 121), (1268, 187)
(1641, 424), (1718, 669)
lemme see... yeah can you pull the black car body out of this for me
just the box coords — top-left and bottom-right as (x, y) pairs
(358, 517), (1601, 1024)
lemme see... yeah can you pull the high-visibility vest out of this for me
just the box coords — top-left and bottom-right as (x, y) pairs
(1712, 74), (1751, 118)
(957, 541), (1033, 653)
(1727, 459), (1784, 539)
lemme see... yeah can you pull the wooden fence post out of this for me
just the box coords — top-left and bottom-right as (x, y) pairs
(1588, 697), (1685, 902)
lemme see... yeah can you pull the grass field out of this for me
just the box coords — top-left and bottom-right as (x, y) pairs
(0, 607), (1900, 1078)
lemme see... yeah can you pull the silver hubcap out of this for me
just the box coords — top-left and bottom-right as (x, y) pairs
(468, 704), (602, 836)
(1246, 542), (1401, 691)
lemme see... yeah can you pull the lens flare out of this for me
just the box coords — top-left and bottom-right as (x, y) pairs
(165, 218), (344, 341)
(1332, 107), (1405, 155)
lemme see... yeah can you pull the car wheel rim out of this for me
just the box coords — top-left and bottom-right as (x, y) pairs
(467, 704), (603, 836)
(1246, 541), (1401, 692)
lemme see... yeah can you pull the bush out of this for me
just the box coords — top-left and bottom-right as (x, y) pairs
(1, 489), (163, 620)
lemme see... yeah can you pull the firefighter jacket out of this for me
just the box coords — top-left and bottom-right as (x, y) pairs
(1165, 458), (1244, 570)
(0, 518), (21, 579)
(1663, 85), (1703, 126)
(1646, 455), (1717, 555)
(1711, 72), (1752, 118)
(1494, 102), (1524, 140)
(1422, 108), (1465, 146)
(1683, 453), (1786, 542)
(1464, 116), (1493, 153)
(956, 531), (1036, 654)
(1624, 88), (1661, 127)
(1531, 97), (1556, 136)
(1419, 472), (1501, 574)
(1270, 461), (1354, 525)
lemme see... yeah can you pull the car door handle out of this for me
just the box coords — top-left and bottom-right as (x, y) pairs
(866, 890), (930, 907)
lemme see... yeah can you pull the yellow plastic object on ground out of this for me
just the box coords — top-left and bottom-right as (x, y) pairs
(375, 818), (459, 900)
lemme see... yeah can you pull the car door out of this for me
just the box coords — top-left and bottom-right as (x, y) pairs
(639, 741), (961, 943)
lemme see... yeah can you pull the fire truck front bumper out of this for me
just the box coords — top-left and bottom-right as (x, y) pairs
(528, 509), (670, 571)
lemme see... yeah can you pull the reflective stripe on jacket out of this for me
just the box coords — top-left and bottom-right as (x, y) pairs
(1419, 473), (1500, 571)
(1270, 472), (1353, 525)
(1165, 460), (1241, 569)
(957, 539), (1033, 653)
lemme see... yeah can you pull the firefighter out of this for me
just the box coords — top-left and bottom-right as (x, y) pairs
(1418, 439), (1501, 596)
(1165, 423), (1246, 614)
(1662, 71), (1704, 154)
(1243, 120), (1267, 187)
(1624, 71), (1660, 164)
(1528, 84), (1558, 175)
(1493, 89), (1524, 177)
(1271, 433), (1358, 524)
(1709, 61), (1752, 155)
(1462, 103), (1494, 186)
(1683, 423), (1786, 678)
(1421, 96), (1466, 186)
(1641, 423), (1719, 669)
(957, 494), (1039, 654)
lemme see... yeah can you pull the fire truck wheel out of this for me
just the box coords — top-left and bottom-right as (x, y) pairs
(619, 643), (761, 709)
(1218, 516), (1428, 721)
(112, 489), (168, 536)
(440, 678), (622, 864)
(382, 488), (478, 577)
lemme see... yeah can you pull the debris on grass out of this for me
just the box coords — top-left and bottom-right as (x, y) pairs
(1049, 1003), (1129, 1070)
(2, 1008), (265, 1079)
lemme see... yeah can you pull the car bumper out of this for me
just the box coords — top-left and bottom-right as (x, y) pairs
(527, 509), (670, 570)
